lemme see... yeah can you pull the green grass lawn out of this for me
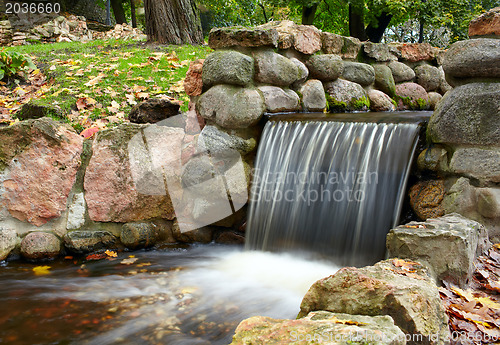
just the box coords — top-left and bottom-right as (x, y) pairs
(3, 39), (212, 132)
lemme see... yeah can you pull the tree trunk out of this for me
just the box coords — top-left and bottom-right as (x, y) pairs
(144, 0), (203, 45)
(349, 4), (367, 41)
(366, 11), (392, 42)
(130, 0), (137, 28)
(302, 4), (318, 25)
(110, 0), (126, 24)
(418, 21), (424, 43)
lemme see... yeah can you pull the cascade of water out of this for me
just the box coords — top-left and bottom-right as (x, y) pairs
(245, 119), (420, 266)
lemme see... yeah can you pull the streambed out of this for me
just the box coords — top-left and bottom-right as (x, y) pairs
(0, 245), (339, 345)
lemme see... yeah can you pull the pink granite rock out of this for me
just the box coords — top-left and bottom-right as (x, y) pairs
(0, 118), (83, 226)
(20, 231), (61, 260)
(395, 42), (435, 62)
(469, 7), (500, 38)
(84, 123), (183, 222)
(184, 59), (204, 96)
(395, 82), (430, 110)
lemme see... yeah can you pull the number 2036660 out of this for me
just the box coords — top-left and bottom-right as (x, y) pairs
(6, 2), (61, 14)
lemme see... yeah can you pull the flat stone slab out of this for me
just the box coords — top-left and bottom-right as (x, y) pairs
(387, 213), (489, 287)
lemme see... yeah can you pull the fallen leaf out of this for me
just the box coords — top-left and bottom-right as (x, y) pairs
(120, 257), (138, 265)
(33, 265), (51, 275)
(80, 127), (99, 139)
(105, 250), (117, 258)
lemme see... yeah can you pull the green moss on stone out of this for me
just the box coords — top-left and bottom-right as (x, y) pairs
(349, 96), (370, 110)
(326, 94), (347, 112)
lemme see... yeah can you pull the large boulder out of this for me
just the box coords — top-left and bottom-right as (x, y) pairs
(449, 148), (500, 183)
(468, 7), (500, 38)
(394, 82), (430, 110)
(368, 89), (396, 112)
(197, 85), (265, 129)
(128, 98), (180, 124)
(254, 50), (298, 86)
(341, 62), (375, 86)
(387, 213), (488, 287)
(409, 180), (446, 220)
(231, 311), (405, 345)
(299, 79), (327, 112)
(442, 39), (500, 84)
(298, 259), (450, 345)
(0, 228), (18, 261)
(414, 65), (441, 92)
(427, 83), (500, 146)
(257, 86), (300, 113)
(388, 61), (415, 83)
(373, 64), (396, 97)
(325, 79), (369, 112)
(306, 54), (343, 82)
(258, 20), (322, 55)
(84, 123), (180, 222)
(0, 118), (83, 226)
(208, 26), (278, 49)
(64, 230), (116, 253)
(202, 51), (254, 87)
(20, 232), (61, 260)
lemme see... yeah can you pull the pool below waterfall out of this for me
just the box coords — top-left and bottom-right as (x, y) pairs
(0, 244), (339, 345)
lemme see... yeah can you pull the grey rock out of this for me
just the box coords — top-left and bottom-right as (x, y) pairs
(172, 220), (213, 243)
(215, 231), (245, 245)
(208, 26), (278, 49)
(415, 64), (441, 92)
(254, 50), (298, 86)
(373, 64), (396, 97)
(20, 232), (61, 260)
(202, 51), (254, 87)
(289, 57), (309, 86)
(449, 148), (500, 183)
(388, 61), (415, 83)
(427, 83), (500, 146)
(197, 85), (265, 129)
(443, 39), (500, 82)
(368, 89), (396, 112)
(427, 92), (443, 110)
(387, 213), (489, 287)
(66, 192), (86, 230)
(298, 260), (450, 345)
(306, 54), (343, 82)
(129, 98), (180, 124)
(120, 222), (161, 249)
(198, 125), (256, 157)
(17, 102), (64, 120)
(438, 66), (453, 95)
(363, 42), (398, 62)
(231, 311), (405, 345)
(0, 228), (18, 261)
(443, 177), (478, 216)
(341, 62), (375, 86)
(325, 79), (369, 112)
(417, 146), (448, 172)
(299, 79), (327, 112)
(321, 32), (362, 59)
(257, 86), (300, 113)
(64, 230), (116, 253)
(477, 187), (500, 219)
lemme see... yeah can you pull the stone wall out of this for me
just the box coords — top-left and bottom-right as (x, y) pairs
(410, 7), (500, 241)
(187, 20), (450, 123)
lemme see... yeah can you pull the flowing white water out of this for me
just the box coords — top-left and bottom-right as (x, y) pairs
(246, 120), (420, 266)
(1, 246), (338, 345)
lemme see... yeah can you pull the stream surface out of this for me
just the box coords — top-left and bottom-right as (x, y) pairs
(0, 244), (339, 345)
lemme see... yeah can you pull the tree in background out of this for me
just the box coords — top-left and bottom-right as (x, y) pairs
(144, 0), (204, 45)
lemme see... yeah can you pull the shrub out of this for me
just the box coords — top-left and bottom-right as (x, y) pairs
(0, 51), (36, 81)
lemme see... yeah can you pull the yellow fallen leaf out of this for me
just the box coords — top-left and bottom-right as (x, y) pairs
(120, 257), (138, 265)
(105, 250), (117, 258)
(33, 265), (51, 275)
(475, 297), (500, 309)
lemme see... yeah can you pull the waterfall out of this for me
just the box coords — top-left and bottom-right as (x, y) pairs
(245, 119), (421, 267)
